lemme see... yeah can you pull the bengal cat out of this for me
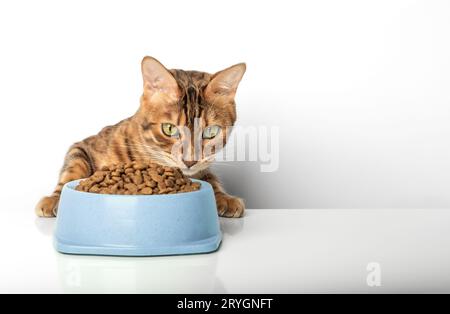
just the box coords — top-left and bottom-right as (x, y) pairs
(35, 56), (246, 218)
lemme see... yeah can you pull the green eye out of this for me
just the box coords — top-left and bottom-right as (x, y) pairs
(203, 125), (221, 139)
(161, 123), (179, 137)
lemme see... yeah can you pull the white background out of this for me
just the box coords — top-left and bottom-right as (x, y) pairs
(1, 0), (449, 209)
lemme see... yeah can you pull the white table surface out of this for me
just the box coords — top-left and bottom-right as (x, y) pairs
(2, 208), (450, 293)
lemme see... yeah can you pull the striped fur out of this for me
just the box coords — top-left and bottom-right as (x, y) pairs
(35, 57), (246, 218)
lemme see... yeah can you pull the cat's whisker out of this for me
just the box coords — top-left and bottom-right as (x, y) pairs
(107, 142), (222, 169)
(105, 144), (176, 165)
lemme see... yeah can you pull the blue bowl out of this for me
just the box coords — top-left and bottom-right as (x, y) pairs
(54, 179), (221, 257)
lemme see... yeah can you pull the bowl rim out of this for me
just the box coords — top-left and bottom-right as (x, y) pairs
(62, 178), (210, 200)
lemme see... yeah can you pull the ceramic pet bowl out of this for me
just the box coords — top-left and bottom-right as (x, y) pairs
(54, 179), (221, 256)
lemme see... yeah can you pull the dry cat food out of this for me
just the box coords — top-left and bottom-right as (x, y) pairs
(75, 162), (201, 195)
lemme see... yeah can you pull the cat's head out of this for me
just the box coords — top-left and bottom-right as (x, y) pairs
(134, 56), (246, 176)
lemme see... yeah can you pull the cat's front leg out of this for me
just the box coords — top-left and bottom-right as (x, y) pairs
(35, 145), (94, 217)
(200, 172), (245, 218)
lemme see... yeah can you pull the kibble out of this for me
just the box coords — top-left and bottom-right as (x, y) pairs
(75, 162), (201, 195)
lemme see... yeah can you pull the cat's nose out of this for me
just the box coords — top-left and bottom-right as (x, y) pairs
(184, 161), (198, 168)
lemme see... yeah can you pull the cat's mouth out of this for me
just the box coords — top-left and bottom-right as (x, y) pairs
(181, 168), (197, 177)
(180, 165), (204, 177)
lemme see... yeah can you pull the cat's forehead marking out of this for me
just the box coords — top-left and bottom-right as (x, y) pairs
(165, 69), (234, 128)
(169, 69), (209, 128)
(177, 108), (187, 126)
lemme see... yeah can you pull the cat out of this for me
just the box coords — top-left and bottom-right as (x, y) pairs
(35, 56), (246, 218)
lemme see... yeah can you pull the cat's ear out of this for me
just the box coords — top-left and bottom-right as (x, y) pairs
(141, 56), (179, 101)
(205, 63), (246, 100)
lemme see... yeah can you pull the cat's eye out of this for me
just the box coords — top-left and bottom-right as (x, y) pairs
(161, 123), (179, 137)
(202, 125), (221, 139)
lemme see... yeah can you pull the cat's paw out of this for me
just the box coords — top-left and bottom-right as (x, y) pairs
(216, 193), (245, 218)
(35, 196), (59, 217)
